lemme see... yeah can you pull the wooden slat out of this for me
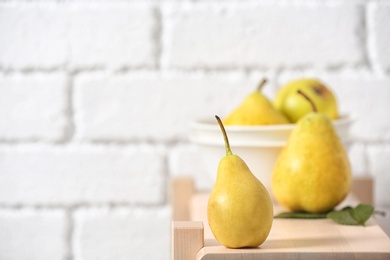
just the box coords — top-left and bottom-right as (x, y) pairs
(197, 218), (390, 259)
(351, 176), (374, 204)
(171, 177), (195, 221)
(172, 221), (204, 260)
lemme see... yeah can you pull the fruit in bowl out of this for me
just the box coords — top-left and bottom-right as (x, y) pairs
(190, 77), (352, 193)
(274, 78), (339, 123)
(224, 79), (290, 125)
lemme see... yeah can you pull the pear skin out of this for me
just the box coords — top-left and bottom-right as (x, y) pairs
(271, 91), (351, 213)
(208, 116), (273, 248)
(274, 78), (339, 123)
(224, 79), (290, 125)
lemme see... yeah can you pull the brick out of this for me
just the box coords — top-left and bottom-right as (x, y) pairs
(0, 2), (158, 70)
(73, 206), (170, 260)
(0, 209), (67, 260)
(68, 3), (158, 69)
(163, 3), (364, 69)
(74, 71), (272, 142)
(277, 72), (390, 142)
(0, 3), (67, 69)
(367, 144), (390, 206)
(0, 73), (68, 141)
(0, 144), (165, 205)
(368, 3), (390, 71)
(329, 76), (390, 142)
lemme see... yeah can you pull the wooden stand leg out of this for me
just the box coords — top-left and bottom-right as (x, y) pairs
(171, 177), (195, 221)
(351, 176), (374, 205)
(172, 221), (204, 260)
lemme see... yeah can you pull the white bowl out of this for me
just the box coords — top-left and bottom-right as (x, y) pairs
(190, 115), (354, 192)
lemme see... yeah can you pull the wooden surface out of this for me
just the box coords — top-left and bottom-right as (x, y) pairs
(171, 177), (390, 260)
(195, 207), (390, 259)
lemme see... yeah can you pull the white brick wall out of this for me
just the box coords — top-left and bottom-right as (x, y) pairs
(0, 73), (68, 141)
(0, 144), (166, 205)
(74, 71), (270, 141)
(0, 209), (67, 260)
(0, 2), (158, 70)
(68, 3), (158, 70)
(0, 3), (68, 69)
(163, 2), (364, 69)
(73, 207), (170, 260)
(368, 2), (390, 72)
(0, 0), (389, 259)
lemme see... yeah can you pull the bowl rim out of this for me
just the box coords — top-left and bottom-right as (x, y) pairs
(190, 137), (286, 147)
(190, 114), (354, 131)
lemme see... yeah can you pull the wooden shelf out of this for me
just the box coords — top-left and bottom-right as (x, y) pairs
(171, 177), (390, 260)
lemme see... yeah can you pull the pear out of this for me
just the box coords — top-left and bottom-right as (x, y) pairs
(208, 115), (273, 248)
(274, 78), (339, 123)
(224, 79), (290, 125)
(271, 90), (351, 213)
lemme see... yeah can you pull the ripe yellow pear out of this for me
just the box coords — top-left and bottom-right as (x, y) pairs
(274, 78), (339, 123)
(224, 79), (290, 125)
(271, 90), (351, 213)
(208, 116), (273, 248)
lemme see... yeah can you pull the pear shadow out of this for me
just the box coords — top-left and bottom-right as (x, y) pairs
(205, 236), (351, 250)
(204, 239), (266, 249)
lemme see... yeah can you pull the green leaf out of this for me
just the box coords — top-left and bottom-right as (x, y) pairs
(274, 211), (327, 219)
(274, 204), (375, 226)
(326, 204), (374, 226)
(352, 204), (375, 225)
(327, 207), (358, 225)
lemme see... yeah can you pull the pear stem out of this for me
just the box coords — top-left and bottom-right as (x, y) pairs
(215, 115), (233, 156)
(297, 90), (318, 112)
(256, 78), (267, 92)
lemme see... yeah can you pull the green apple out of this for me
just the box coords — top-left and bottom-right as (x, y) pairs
(274, 78), (339, 123)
